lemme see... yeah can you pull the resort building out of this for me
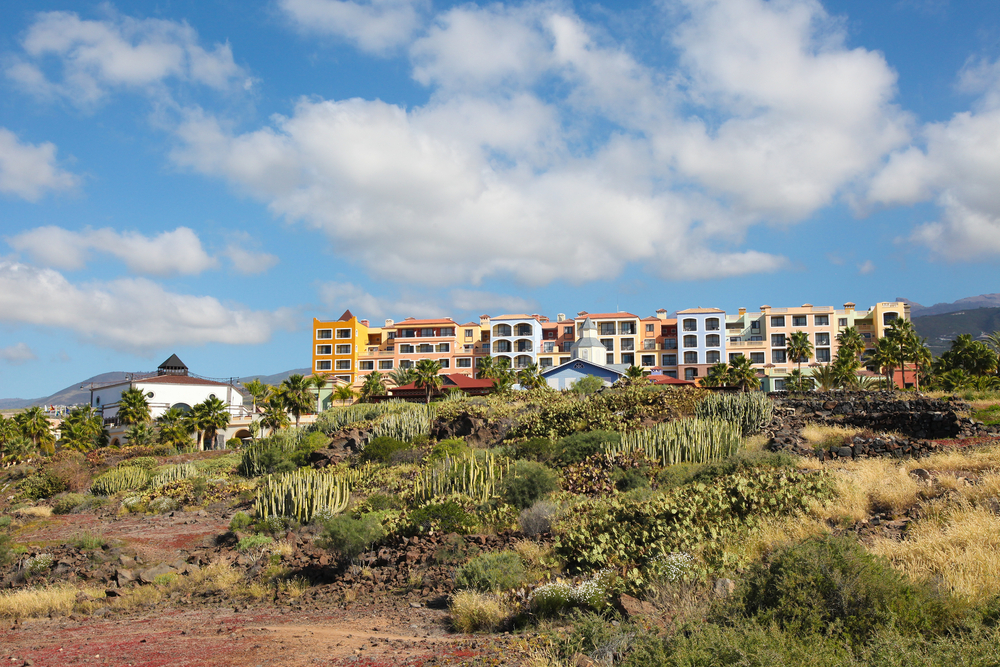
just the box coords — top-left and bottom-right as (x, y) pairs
(675, 308), (728, 382)
(572, 312), (644, 367)
(489, 314), (545, 369)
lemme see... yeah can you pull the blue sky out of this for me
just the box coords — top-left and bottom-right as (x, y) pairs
(2, 0), (1000, 399)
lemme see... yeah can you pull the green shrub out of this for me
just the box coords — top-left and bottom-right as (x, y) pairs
(454, 550), (528, 592)
(512, 438), (555, 463)
(117, 456), (158, 470)
(555, 430), (620, 465)
(502, 460), (559, 509)
(361, 436), (412, 464)
(518, 500), (556, 536)
(357, 493), (403, 513)
(52, 492), (88, 514)
(319, 513), (386, 561)
(20, 472), (68, 500)
(91, 466), (150, 496)
(530, 571), (614, 617)
(71, 532), (106, 550)
(407, 501), (479, 535)
(23, 553), (53, 577)
(737, 535), (968, 642)
(148, 496), (179, 513)
(430, 438), (471, 461)
(695, 392), (774, 435)
(226, 437), (243, 449)
(613, 468), (650, 492)
(253, 515), (296, 536)
(237, 534), (274, 552)
(229, 511), (252, 531)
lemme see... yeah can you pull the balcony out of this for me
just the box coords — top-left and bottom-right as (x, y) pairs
(728, 340), (766, 349)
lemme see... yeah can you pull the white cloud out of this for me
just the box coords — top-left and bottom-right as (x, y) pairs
(450, 289), (537, 315)
(318, 282), (442, 320)
(857, 259), (875, 274)
(869, 57), (1000, 260)
(0, 258), (295, 351)
(0, 343), (37, 365)
(280, 0), (428, 54)
(0, 128), (78, 201)
(7, 226), (217, 276)
(223, 243), (279, 275)
(7, 10), (245, 105)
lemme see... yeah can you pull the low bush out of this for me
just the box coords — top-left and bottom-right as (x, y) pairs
(519, 500), (557, 536)
(430, 438), (471, 460)
(406, 501), (479, 535)
(47, 452), (92, 492)
(530, 571), (613, 617)
(356, 493), (404, 513)
(434, 533), (480, 565)
(70, 532), (106, 550)
(450, 591), (507, 633)
(226, 438), (242, 449)
(512, 438), (555, 463)
(319, 513), (386, 561)
(454, 550), (528, 593)
(502, 460), (559, 509)
(613, 468), (650, 492)
(52, 492), (88, 514)
(237, 534), (274, 552)
(229, 511), (252, 531)
(360, 436), (412, 464)
(555, 431), (620, 466)
(19, 473), (68, 500)
(117, 456), (158, 470)
(147, 496), (179, 513)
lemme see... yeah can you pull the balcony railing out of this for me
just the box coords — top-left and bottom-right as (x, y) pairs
(728, 340), (766, 349)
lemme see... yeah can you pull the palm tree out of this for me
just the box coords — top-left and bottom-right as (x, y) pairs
(727, 355), (760, 391)
(517, 362), (547, 390)
(1, 435), (36, 463)
(388, 366), (417, 388)
(310, 374), (329, 410)
(59, 406), (107, 452)
(157, 407), (194, 451)
(784, 369), (813, 392)
(836, 327), (866, 363)
(125, 422), (156, 447)
(986, 331), (1000, 355)
(904, 335), (933, 391)
(260, 394), (290, 436)
(810, 364), (840, 392)
(414, 359), (443, 404)
(243, 378), (270, 414)
(938, 369), (973, 392)
(15, 406), (54, 453)
(334, 384), (356, 405)
(703, 362), (732, 388)
(786, 331), (813, 374)
(279, 374), (316, 428)
(359, 372), (387, 402)
(192, 396), (231, 450)
(476, 356), (497, 380)
(117, 387), (152, 426)
(886, 319), (920, 389)
(0, 414), (15, 447)
(867, 337), (902, 389)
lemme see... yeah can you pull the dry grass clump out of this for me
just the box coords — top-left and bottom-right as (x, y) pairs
(729, 514), (831, 564)
(16, 506), (52, 518)
(513, 539), (558, 581)
(811, 459), (923, 523)
(911, 445), (1000, 474)
(799, 424), (862, 448)
(868, 500), (1000, 604)
(450, 590), (508, 633)
(0, 584), (106, 619)
(743, 434), (769, 453)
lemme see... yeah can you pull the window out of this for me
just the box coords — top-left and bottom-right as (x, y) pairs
(839, 318), (848, 327)
(545, 330), (556, 339)
(336, 328), (352, 339)
(706, 318), (720, 331)
(456, 358), (472, 368)
(772, 350), (787, 363)
(707, 351), (720, 364)
(750, 336), (763, 341)
(815, 314), (829, 326)
(516, 340), (533, 352)
(539, 357), (553, 368)
(816, 348), (831, 362)
(771, 334), (785, 347)
(883, 312), (899, 325)
(773, 379), (786, 391)
(494, 340), (511, 353)
(729, 353), (743, 362)
(641, 354), (655, 367)
(600, 322), (616, 335)
(564, 326), (574, 337)
(420, 328), (434, 337)
(682, 319), (697, 331)
(316, 344), (332, 355)
(417, 343), (433, 353)
(316, 329), (333, 339)
(706, 334), (720, 348)
(601, 338), (614, 351)
(399, 329), (415, 338)
(494, 324), (511, 337)
(440, 327), (455, 337)
(439, 359), (450, 369)
(515, 324), (533, 336)
(315, 360), (332, 371)
(750, 352), (765, 364)
(399, 360), (413, 369)
(543, 342), (555, 353)
(620, 353), (634, 365)
(378, 360), (393, 370)
(815, 333), (830, 346)
(335, 360), (351, 370)
(646, 323), (655, 333)
(683, 335), (697, 348)
(620, 322), (636, 335)
(606, 353), (615, 364)
(465, 329), (474, 339)
(436, 343), (450, 353)
(387, 331), (396, 339)
(684, 351), (698, 364)
(643, 339), (656, 350)
(662, 353), (677, 366)
(335, 344), (351, 354)
(359, 360), (374, 370)
(771, 316), (785, 327)
(664, 338), (677, 349)
(335, 375), (351, 383)
(399, 344), (414, 354)
(751, 320), (760, 330)
(559, 357), (570, 365)
(621, 338), (634, 351)
(685, 368), (698, 380)
(792, 315), (807, 327)
(665, 370), (678, 378)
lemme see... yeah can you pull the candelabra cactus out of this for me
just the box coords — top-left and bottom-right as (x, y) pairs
(253, 468), (350, 523)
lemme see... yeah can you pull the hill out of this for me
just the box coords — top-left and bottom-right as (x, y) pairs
(899, 293), (1000, 317)
(912, 307), (1000, 356)
(0, 367), (311, 411)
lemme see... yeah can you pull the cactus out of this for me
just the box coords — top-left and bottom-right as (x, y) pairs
(91, 466), (151, 496)
(414, 453), (509, 504)
(151, 462), (198, 487)
(609, 418), (742, 466)
(367, 407), (432, 444)
(239, 433), (299, 477)
(253, 468), (350, 523)
(695, 392), (774, 435)
(314, 400), (432, 434)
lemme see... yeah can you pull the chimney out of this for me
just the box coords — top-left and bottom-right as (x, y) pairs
(577, 310), (588, 317)
(360, 319), (369, 327)
(384, 319), (394, 327)
(656, 309), (668, 320)
(557, 313), (566, 322)
(738, 307), (746, 317)
(844, 302), (855, 313)
(760, 305), (771, 314)
(480, 314), (490, 328)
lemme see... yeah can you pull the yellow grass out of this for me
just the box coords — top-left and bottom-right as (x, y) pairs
(0, 584), (106, 619)
(743, 434), (769, 453)
(16, 506), (52, 518)
(810, 458), (924, 523)
(799, 424), (862, 447)
(909, 444), (1000, 474)
(733, 514), (831, 563)
(450, 590), (507, 633)
(868, 500), (1000, 603)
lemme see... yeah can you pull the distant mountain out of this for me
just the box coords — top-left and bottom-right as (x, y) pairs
(899, 293), (1000, 317)
(0, 367), (312, 411)
(912, 307), (1000, 356)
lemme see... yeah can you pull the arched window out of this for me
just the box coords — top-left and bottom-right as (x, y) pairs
(515, 323), (533, 336)
(707, 351), (721, 364)
(683, 335), (697, 348)
(494, 324), (512, 337)
(684, 351), (698, 364)
(706, 334), (720, 347)
(706, 318), (720, 331)
(682, 319), (697, 331)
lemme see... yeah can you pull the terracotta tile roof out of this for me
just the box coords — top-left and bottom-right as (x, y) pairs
(459, 322), (481, 327)
(676, 307), (725, 314)
(649, 375), (696, 386)
(137, 375), (233, 388)
(392, 318), (458, 327)
(573, 312), (639, 320)
(390, 374), (495, 391)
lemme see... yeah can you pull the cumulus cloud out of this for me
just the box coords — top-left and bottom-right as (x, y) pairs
(223, 243), (279, 275)
(7, 226), (217, 276)
(0, 343), (37, 365)
(868, 56), (1000, 260)
(450, 289), (537, 315)
(0, 259), (295, 351)
(858, 259), (875, 274)
(280, 0), (428, 54)
(7, 10), (245, 105)
(318, 282), (537, 321)
(0, 128), (78, 201)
